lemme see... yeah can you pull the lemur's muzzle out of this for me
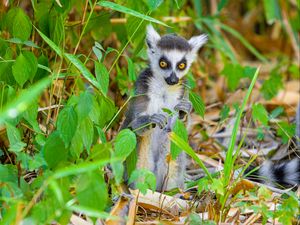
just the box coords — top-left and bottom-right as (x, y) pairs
(165, 72), (179, 85)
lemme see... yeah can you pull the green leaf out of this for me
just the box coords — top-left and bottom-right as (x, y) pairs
(128, 169), (156, 194)
(12, 52), (38, 87)
(23, 101), (40, 132)
(36, 28), (62, 57)
(98, 1), (168, 27)
(211, 178), (224, 195)
(0, 78), (51, 125)
(92, 46), (102, 62)
(169, 132), (212, 181)
(43, 131), (69, 169)
(98, 96), (116, 128)
(12, 8), (32, 41)
(220, 104), (230, 121)
(277, 122), (295, 144)
(146, 0), (163, 10)
(95, 61), (109, 96)
(260, 73), (283, 100)
(221, 63), (244, 91)
(76, 171), (107, 210)
(186, 213), (202, 225)
(5, 122), (26, 153)
(112, 129), (136, 184)
(70, 128), (84, 159)
(263, 0), (281, 24)
(114, 129), (137, 159)
(76, 91), (93, 120)
(52, 158), (116, 179)
(257, 127), (265, 141)
(171, 119), (187, 159)
(189, 92), (205, 118)
(57, 106), (78, 147)
(0, 164), (18, 183)
(217, 0), (229, 12)
(252, 103), (268, 126)
(79, 117), (94, 152)
(269, 106), (284, 119)
(126, 57), (137, 82)
(65, 53), (100, 90)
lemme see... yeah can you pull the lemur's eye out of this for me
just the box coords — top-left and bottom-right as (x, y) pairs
(178, 63), (186, 70)
(159, 60), (168, 68)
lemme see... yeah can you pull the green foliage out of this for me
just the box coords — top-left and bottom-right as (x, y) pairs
(57, 106), (78, 147)
(276, 193), (299, 225)
(260, 72), (283, 100)
(171, 119), (188, 159)
(189, 92), (205, 118)
(221, 64), (256, 91)
(76, 171), (108, 210)
(98, 1), (168, 26)
(112, 129), (136, 184)
(43, 131), (69, 169)
(12, 52), (37, 87)
(220, 104), (230, 122)
(252, 103), (268, 126)
(5, 8), (32, 41)
(276, 122), (296, 144)
(129, 169), (156, 194)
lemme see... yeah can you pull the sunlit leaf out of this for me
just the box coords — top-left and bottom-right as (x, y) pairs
(252, 103), (268, 126)
(98, 1), (168, 26)
(189, 92), (205, 118)
(36, 28), (62, 57)
(95, 61), (109, 96)
(0, 78), (51, 125)
(57, 106), (78, 147)
(43, 131), (69, 169)
(65, 53), (100, 90)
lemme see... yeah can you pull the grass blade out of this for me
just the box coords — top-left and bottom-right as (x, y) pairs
(169, 132), (213, 181)
(223, 67), (260, 186)
(98, 1), (168, 27)
(35, 27), (62, 57)
(64, 53), (100, 90)
(0, 78), (51, 125)
(218, 23), (268, 63)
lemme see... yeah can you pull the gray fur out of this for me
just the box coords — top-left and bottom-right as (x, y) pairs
(157, 34), (192, 51)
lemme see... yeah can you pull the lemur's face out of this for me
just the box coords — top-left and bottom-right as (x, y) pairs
(146, 25), (207, 85)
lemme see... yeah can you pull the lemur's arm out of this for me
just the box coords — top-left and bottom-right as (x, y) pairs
(174, 86), (192, 120)
(121, 68), (167, 136)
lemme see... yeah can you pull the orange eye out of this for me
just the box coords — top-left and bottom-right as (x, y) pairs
(159, 61), (167, 68)
(178, 63), (186, 70)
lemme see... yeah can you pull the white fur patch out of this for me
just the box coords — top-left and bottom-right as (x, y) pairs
(188, 34), (208, 53)
(259, 160), (274, 185)
(146, 75), (182, 115)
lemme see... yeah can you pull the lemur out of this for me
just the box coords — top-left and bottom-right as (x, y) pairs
(121, 25), (208, 191)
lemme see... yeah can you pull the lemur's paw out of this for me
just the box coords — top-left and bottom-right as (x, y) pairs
(174, 100), (192, 119)
(150, 113), (168, 129)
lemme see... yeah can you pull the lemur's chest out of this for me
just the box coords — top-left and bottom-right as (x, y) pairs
(147, 78), (182, 114)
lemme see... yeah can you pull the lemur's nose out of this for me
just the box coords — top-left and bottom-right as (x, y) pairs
(165, 72), (179, 85)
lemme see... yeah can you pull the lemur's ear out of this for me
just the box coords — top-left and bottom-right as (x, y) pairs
(188, 34), (208, 53)
(146, 25), (160, 51)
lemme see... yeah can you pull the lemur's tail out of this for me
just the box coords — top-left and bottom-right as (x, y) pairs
(246, 102), (300, 187)
(247, 158), (300, 186)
